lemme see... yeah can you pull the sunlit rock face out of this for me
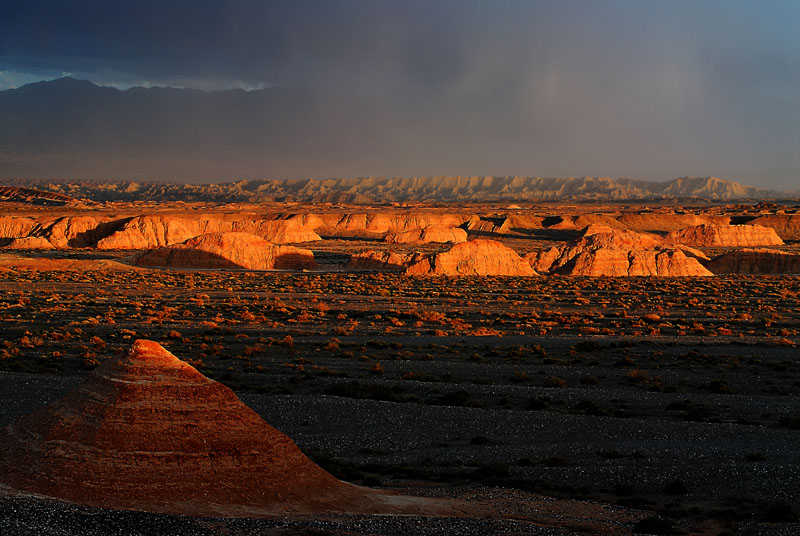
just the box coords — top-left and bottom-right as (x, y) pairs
(706, 248), (800, 275)
(746, 215), (800, 241)
(96, 215), (320, 250)
(666, 224), (783, 247)
(0, 340), (370, 515)
(528, 229), (712, 277)
(346, 250), (424, 272)
(405, 239), (537, 276)
(134, 232), (316, 270)
(385, 225), (468, 244)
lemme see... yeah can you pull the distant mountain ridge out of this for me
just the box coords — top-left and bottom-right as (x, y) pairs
(6, 176), (788, 203)
(0, 78), (793, 200)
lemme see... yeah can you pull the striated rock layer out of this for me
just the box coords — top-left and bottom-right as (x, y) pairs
(747, 215), (800, 241)
(406, 239), (537, 276)
(97, 216), (320, 250)
(666, 224), (783, 247)
(706, 248), (800, 274)
(0, 340), (377, 515)
(135, 232), (315, 270)
(529, 229), (712, 277)
(385, 225), (467, 244)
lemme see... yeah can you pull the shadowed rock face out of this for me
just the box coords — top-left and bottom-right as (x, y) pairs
(406, 239), (537, 276)
(0, 340), (372, 515)
(134, 232), (316, 270)
(667, 224), (783, 247)
(529, 229), (712, 277)
(706, 248), (800, 274)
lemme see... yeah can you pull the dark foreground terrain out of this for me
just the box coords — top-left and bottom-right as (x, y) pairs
(0, 270), (798, 535)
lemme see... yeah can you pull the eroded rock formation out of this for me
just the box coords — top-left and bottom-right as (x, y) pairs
(0, 340), (374, 515)
(385, 225), (467, 244)
(529, 229), (712, 276)
(346, 250), (423, 271)
(706, 248), (800, 274)
(747, 215), (800, 241)
(96, 216), (320, 250)
(666, 224), (783, 247)
(406, 239), (537, 276)
(135, 232), (316, 270)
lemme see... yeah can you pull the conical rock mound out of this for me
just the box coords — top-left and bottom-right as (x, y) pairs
(0, 340), (371, 515)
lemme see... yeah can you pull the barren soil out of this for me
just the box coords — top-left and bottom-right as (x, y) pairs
(0, 201), (798, 535)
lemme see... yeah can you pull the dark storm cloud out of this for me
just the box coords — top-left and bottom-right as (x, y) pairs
(1, 0), (799, 188)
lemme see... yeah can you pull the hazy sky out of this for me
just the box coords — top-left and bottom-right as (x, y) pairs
(1, 0), (799, 188)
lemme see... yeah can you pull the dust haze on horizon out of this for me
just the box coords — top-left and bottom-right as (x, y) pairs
(1, 0), (799, 190)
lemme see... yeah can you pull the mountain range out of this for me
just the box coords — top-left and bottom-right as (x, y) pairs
(3, 175), (789, 204)
(0, 78), (792, 202)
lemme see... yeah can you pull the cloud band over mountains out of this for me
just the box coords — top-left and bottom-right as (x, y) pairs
(1, 1), (799, 187)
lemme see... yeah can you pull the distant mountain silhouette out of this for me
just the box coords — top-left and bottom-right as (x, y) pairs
(0, 78), (791, 200)
(0, 77), (377, 181)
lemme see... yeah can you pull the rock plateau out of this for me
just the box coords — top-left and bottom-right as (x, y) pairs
(134, 232), (316, 270)
(529, 229), (712, 277)
(706, 248), (800, 274)
(666, 224), (783, 247)
(405, 239), (537, 276)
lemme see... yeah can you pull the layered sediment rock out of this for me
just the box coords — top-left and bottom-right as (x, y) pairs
(346, 250), (423, 271)
(406, 239), (537, 276)
(616, 214), (728, 233)
(747, 215), (800, 241)
(529, 229), (712, 276)
(135, 232), (316, 270)
(666, 224), (783, 247)
(0, 340), (372, 515)
(385, 225), (467, 244)
(706, 248), (800, 274)
(96, 216), (320, 250)
(39, 216), (118, 248)
(1, 236), (55, 249)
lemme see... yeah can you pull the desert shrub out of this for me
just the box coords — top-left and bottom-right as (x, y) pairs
(470, 435), (495, 446)
(663, 479), (688, 495)
(632, 516), (675, 534)
(544, 376), (567, 388)
(542, 455), (569, 467)
(762, 500), (799, 523)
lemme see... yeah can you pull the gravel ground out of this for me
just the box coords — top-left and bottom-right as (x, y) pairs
(1, 371), (798, 535)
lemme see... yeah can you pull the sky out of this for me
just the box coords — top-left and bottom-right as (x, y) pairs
(1, 0), (799, 188)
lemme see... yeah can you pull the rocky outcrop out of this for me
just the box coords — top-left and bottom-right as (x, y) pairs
(406, 239), (537, 276)
(0, 186), (77, 206)
(529, 229), (712, 276)
(706, 248), (800, 274)
(385, 225), (467, 244)
(233, 219), (321, 243)
(667, 224), (784, 247)
(616, 214), (728, 233)
(96, 216), (321, 250)
(1, 236), (55, 249)
(39, 216), (118, 248)
(96, 215), (206, 249)
(135, 232), (316, 270)
(0, 340), (373, 515)
(0, 217), (39, 239)
(747, 215), (800, 241)
(346, 250), (423, 271)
